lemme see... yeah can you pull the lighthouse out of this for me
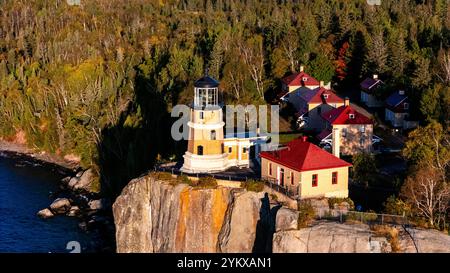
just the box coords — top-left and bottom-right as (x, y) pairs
(180, 73), (229, 173)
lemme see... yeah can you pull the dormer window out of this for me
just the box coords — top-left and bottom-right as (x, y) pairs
(404, 103), (409, 110)
(349, 113), (355, 119)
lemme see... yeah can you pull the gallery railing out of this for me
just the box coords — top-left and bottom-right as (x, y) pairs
(261, 176), (299, 199)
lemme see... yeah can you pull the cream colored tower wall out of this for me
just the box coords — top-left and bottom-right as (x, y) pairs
(187, 107), (225, 155)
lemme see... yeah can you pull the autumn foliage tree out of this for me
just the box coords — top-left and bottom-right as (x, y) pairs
(334, 41), (350, 81)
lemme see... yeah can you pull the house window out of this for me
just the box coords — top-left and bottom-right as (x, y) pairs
(290, 172), (294, 185)
(221, 143), (224, 153)
(199, 111), (204, 119)
(332, 172), (338, 185)
(228, 147), (232, 153)
(269, 163), (272, 176)
(211, 130), (216, 140)
(404, 103), (409, 110)
(323, 94), (329, 99)
(349, 113), (355, 119)
(342, 128), (347, 137)
(312, 174), (318, 187)
(302, 77), (308, 82)
(197, 145), (203, 155)
(360, 125), (365, 133)
(243, 147), (248, 153)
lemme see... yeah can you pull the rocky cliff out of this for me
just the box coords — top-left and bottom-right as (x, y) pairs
(113, 175), (450, 253)
(113, 175), (276, 253)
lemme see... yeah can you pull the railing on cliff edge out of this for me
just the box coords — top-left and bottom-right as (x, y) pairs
(153, 164), (299, 199)
(154, 164), (256, 182)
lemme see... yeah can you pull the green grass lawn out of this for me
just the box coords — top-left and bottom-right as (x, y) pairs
(278, 132), (303, 144)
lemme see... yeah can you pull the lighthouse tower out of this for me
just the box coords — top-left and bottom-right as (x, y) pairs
(181, 73), (229, 173)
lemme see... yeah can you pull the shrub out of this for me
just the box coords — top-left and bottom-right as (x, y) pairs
(372, 225), (401, 253)
(383, 195), (412, 217)
(150, 171), (174, 181)
(270, 193), (278, 202)
(241, 179), (265, 192)
(328, 197), (355, 210)
(176, 174), (191, 185)
(196, 176), (218, 189)
(345, 210), (378, 223)
(149, 171), (179, 186)
(297, 201), (316, 229)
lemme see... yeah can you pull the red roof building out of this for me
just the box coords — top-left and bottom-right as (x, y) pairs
(321, 105), (373, 125)
(279, 66), (321, 98)
(318, 103), (375, 155)
(260, 137), (351, 199)
(282, 71), (320, 87)
(260, 138), (352, 172)
(308, 87), (345, 104)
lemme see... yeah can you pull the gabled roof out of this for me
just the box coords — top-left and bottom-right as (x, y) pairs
(386, 92), (408, 107)
(282, 72), (320, 87)
(260, 138), (352, 172)
(308, 87), (344, 104)
(322, 105), (373, 125)
(360, 77), (383, 91)
(317, 129), (332, 141)
(289, 87), (343, 105)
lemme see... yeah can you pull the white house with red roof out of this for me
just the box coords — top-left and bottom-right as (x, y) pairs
(318, 98), (379, 155)
(360, 74), (385, 107)
(260, 137), (351, 199)
(285, 85), (345, 131)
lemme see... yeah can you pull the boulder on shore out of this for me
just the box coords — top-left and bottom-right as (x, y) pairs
(50, 198), (71, 214)
(67, 169), (95, 192)
(67, 206), (80, 217)
(88, 199), (107, 211)
(37, 208), (54, 219)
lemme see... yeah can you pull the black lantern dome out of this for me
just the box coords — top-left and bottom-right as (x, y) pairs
(194, 70), (219, 88)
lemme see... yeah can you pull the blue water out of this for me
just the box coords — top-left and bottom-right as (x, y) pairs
(0, 155), (94, 253)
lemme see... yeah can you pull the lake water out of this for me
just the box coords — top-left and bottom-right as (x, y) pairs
(0, 155), (95, 253)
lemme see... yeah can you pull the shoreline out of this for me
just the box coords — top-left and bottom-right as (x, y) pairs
(0, 140), (115, 252)
(0, 140), (80, 175)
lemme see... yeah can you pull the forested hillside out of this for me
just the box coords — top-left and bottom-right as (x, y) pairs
(0, 0), (449, 196)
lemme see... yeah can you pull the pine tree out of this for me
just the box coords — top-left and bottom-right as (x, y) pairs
(365, 29), (388, 74)
(412, 56), (432, 89)
(389, 31), (409, 78)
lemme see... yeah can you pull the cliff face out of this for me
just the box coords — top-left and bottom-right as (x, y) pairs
(113, 176), (272, 253)
(113, 175), (450, 253)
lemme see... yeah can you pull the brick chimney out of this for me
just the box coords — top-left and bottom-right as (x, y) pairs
(344, 97), (350, 106)
(299, 65), (304, 72)
(332, 128), (340, 158)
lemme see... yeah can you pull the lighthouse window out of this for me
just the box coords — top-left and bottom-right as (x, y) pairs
(199, 111), (204, 119)
(197, 145), (203, 155)
(208, 90), (214, 105)
(211, 130), (216, 140)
